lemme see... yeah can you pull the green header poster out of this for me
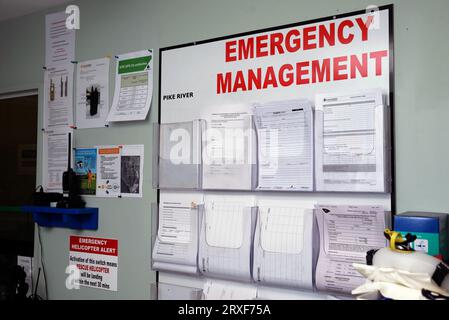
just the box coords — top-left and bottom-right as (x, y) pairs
(118, 56), (152, 74)
(107, 50), (153, 122)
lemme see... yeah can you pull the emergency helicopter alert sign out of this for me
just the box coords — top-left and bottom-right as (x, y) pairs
(69, 236), (118, 291)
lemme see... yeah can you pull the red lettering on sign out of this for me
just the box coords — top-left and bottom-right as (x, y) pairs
(263, 66), (278, 88)
(223, 15), (378, 62)
(334, 55), (348, 80)
(217, 72), (232, 94)
(233, 70), (247, 92)
(356, 16), (374, 41)
(216, 50), (388, 94)
(248, 68), (262, 90)
(319, 23), (335, 48)
(350, 53), (368, 79)
(238, 38), (254, 60)
(270, 32), (285, 56)
(285, 29), (301, 53)
(256, 35), (269, 57)
(225, 41), (237, 62)
(338, 20), (355, 44)
(70, 236), (118, 256)
(296, 61), (310, 85)
(279, 64), (294, 87)
(303, 26), (317, 50)
(370, 50), (388, 76)
(312, 58), (331, 83)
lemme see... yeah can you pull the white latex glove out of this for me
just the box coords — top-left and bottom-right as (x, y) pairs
(353, 263), (448, 296)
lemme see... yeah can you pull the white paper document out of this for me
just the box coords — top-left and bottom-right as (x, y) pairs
(199, 201), (254, 281)
(315, 205), (388, 294)
(107, 50), (153, 122)
(75, 58), (110, 128)
(253, 206), (313, 289)
(152, 193), (203, 274)
(96, 146), (121, 197)
(120, 145), (144, 198)
(43, 127), (73, 192)
(315, 90), (387, 192)
(45, 11), (75, 66)
(203, 280), (257, 300)
(202, 112), (255, 190)
(44, 63), (74, 129)
(158, 202), (192, 244)
(205, 202), (244, 249)
(254, 100), (313, 191)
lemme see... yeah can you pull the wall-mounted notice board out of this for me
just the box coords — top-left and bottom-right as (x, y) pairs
(156, 5), (394, 298)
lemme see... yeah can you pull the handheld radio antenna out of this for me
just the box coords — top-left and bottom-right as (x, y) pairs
(67, 132), (72, 171)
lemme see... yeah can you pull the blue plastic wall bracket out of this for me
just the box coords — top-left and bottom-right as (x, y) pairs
(21, 206), (99, 230)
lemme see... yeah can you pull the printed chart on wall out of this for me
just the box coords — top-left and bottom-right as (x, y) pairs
(75, 58), (110, 128)
(107, 50), (153, 122)
(69, 236), (118, 291)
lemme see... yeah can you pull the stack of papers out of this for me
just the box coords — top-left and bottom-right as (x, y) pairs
(202, 112), (255, 190)
(152, 195), (201, 274)
(315, 90), (388, 192)
(254, 100), (314, 191)
(315, 205), (388, 294)
(252, 206), (313, 289)
(199, 201), (255, 281)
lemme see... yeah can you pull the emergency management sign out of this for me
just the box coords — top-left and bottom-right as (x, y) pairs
(160, 6), (393, 122)
(69, 236), (118, 291)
